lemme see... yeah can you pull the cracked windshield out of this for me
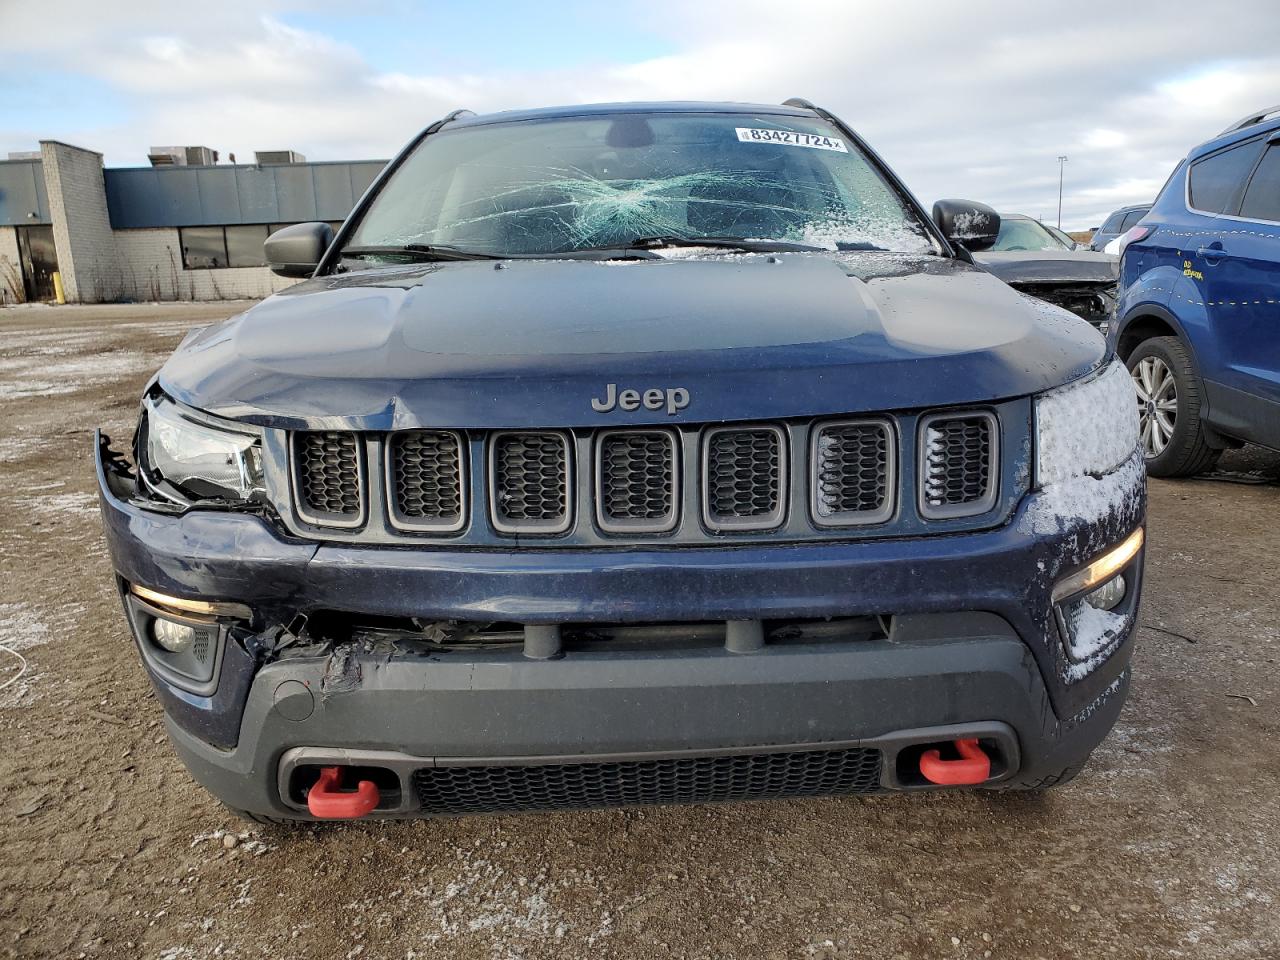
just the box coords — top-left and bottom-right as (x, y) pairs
(345, 113), (936, 258)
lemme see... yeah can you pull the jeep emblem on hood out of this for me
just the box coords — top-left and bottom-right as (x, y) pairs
(591, 383), (690, 415)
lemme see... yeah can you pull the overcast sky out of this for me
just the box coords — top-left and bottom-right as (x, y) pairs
(2, 0), (1278, 230)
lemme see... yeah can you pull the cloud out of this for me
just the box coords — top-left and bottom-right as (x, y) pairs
(2, 0), (1278, 228)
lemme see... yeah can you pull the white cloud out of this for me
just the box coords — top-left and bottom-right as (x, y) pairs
(2, 0), (1278, 229)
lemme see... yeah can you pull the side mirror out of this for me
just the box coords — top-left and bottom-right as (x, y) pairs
(932, 199), (1000, 251)
(265, 222), (334, 277)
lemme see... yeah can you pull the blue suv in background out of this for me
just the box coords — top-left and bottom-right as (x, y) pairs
(1114, 105), (1280, 476)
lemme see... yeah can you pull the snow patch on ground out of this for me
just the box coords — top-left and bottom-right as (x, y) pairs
(403, 854), (615, 951)
(0, 602), (53, 707)
(191, 828), (276, 857)
(15, 491), (100, 520)
(0, 351), (168, 400)
(1021, 451), (1145, 535)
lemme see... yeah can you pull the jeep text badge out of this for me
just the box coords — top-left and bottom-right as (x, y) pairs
(591, 383), (690, 415)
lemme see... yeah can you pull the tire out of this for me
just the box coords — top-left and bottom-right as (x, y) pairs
(1127, 336), (1221, 478)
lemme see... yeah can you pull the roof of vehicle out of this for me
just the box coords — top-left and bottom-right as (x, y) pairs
(1190, 107), (1280, 159)
(449, 101), (817, 128)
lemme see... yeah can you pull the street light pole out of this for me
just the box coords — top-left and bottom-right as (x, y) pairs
(1057, 155), (1068, 229)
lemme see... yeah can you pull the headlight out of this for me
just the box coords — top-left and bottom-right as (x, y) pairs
(142, 396), (264, 502)
(1035, 360), (1138, 487)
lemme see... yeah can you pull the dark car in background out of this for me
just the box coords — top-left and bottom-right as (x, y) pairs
(97, 100), (1144, 823)
(1113, 104), (1280, 476)
(969, 212), (1119, 329)
(1090, 204), (1151, 251)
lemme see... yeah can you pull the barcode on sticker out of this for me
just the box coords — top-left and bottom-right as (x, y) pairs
(735, 128), (848, 152)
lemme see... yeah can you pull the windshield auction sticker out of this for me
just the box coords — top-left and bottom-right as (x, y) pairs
(735, 128), (848, 152)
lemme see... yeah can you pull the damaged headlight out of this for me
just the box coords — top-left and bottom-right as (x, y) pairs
(1034, 359), (1138, 487)
(141, 396), (264, 503)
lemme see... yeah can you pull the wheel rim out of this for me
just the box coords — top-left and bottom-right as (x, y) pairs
(1132, 356), (1177, 457)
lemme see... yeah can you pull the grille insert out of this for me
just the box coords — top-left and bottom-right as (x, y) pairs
(412, 747), (883, 814)
(293, 432), (363, 526)
(490, 432), (572, 533)
(812, 420), (894, 525)
(596, 430), (678, 532)
(919, 412), (997, 518)
(388, 431), (465, 532)
(703, 426), (786, 530)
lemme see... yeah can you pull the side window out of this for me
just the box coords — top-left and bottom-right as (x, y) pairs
(1239, 144), (1280, 222)
(1188, 139), (1266, 214)
(1118, 209), (1147, 231)
(1100, 213), (1124, 234)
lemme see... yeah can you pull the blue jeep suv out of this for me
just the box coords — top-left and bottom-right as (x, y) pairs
(1115, 104), (1280, 476)
(97, 100), (1145, 822)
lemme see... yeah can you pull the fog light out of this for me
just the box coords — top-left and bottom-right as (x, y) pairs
(1083, 574), (1126, 611)
(152, 618), (197, 653)
(1050, 527), (1144, 604)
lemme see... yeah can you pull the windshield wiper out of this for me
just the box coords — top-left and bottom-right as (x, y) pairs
(340, 244), (501, 262)
(628, 235), (828, 253)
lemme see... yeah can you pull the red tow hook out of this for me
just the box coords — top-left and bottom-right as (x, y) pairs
(919, 738), (992, 786)
(306, 766), (380, 819)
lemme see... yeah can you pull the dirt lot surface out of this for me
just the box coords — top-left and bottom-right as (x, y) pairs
(1, 301), (1278, 960)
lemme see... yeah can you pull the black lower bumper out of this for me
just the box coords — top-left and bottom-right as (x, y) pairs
(162, 611), (1130, 818)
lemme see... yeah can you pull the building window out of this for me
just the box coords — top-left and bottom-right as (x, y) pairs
(179, 226), (228, 269)
(179, 224), (275, 269)
(225, 225), (269, 267)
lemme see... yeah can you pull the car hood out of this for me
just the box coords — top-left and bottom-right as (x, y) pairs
(973, 249), (1119, 286)
(159, 253), (1105, 429)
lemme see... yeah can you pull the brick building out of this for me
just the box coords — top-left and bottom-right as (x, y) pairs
(0, 142), (385, 304)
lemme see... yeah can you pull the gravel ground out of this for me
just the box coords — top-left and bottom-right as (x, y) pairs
(1, 301), (1278, 960)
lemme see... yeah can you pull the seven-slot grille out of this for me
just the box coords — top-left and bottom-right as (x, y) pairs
(388, 431), (465, 532)
(703, 426), (786, 530)
(489, 431), (572, 533)
(292, 432), (363, 526)
(919, 412), (998, 518)
(596, 430), (678, 532)
(811, 420), (894, 526)
(287, 414), (999, 535)
(411, 747), (883, 814)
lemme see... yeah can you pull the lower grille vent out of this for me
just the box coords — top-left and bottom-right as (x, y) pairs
(919, 413), (997, 518)
(412, 747), (883, 813)
(490, 432), (572, 533)
(293, 432), (362, 525)
(812, 420), (893, 525)
(704, 426), (785, 530)
(596, 430), (678, 532)
(389, 431), (465, 532)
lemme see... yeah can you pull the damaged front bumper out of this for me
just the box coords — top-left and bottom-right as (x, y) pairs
(97, 432), (1145, 817)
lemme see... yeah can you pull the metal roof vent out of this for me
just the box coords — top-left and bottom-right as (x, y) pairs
(254, 150), (307, 165)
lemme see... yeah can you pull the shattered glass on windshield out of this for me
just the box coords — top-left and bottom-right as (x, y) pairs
(347, 113), (936, 258)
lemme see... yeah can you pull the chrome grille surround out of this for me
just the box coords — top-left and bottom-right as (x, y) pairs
(701, 425), (787, 532)
(386, 430), (467, 533)
(810, 418), (896, 527)
(594, 429), (680, 534)
(290, 431), (366, 528)
(917, 411), (998, 519)
(488, 431), (573, 534)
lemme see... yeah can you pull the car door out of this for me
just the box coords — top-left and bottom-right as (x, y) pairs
(1188, 132), (1280, 444)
